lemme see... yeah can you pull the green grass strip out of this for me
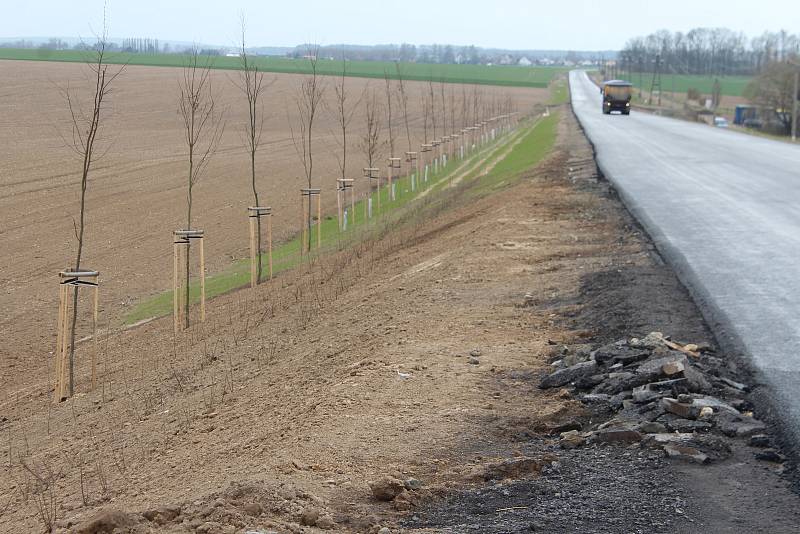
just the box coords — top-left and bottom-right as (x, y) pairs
(123, 126), (523, 325)
(468, 111), (559, 196)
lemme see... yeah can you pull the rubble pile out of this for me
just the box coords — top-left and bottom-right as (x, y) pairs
(540, 332), (783, 465)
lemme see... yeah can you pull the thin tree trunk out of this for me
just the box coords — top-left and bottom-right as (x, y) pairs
(252, 150), (262, 283)
(185, 157), (192, 330)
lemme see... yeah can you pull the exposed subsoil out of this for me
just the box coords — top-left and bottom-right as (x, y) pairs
(1, 104), (799, 533)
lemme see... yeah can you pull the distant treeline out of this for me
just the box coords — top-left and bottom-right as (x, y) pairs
(286, 43), (601, 65)
(0, 37), (602, 66)
(619, 28), (800, 76)
(0, 37), (218, 56)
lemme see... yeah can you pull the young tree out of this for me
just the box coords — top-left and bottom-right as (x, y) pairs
(395, 62), (412, 152)
(61, 17), (124, 397)
(428, 79), (438, 141)
(291, 45), (325, 251)
(361, 86), (383, 169)
(360, 86), (382, 209)
(332, 56), (362, 228)
(421, 93), (430, 144)
(383, 70), (396, 158)
(178, 48), (225, 328)
(237, 19), (271, 283)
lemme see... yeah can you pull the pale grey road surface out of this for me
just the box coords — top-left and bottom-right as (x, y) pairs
(569, 70), (800, 447)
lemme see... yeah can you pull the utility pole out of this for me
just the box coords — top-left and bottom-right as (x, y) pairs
(649, 54), (662, 106)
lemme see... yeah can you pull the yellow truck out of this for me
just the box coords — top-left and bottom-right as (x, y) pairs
(601, 80), (633, 115)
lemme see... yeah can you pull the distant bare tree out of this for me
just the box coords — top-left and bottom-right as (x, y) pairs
(291, 44), (325, 251)
(439, 81), (447, 133)
(428, 79), (438, 140)
(395, 62), (412, 152)
(460, 85), (468, 130)
(178, 48), (225, 327)
(237, 18), (271, 283)
(60, 13), (124, 396)
(421, 93), (431, 144)
(361, 86), (383, 169)
(383, 70), (396, 158)
(332, 56), (362, 228)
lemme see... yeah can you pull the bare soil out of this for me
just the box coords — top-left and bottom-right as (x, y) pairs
(0, 59), (545, 404)
(1, 103), (798, 534)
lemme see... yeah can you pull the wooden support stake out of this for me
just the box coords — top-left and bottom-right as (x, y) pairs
(267, 213), (273, 279)
(316, 193), (322, 250)
(173, 240), (180, 333)
(92, 281), (99, 389)
(54, 283), (66, 402)
(301, 192), (308, 256)
(249, 214), (257, 288)
(199, 236), (205, 323)
(53, 270), (99, 401)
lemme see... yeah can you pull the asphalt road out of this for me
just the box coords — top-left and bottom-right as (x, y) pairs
(569, 70), (800, 448)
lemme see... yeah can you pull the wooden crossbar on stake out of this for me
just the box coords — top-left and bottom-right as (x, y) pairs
(53, 269), (99, 402)
(173, 229), (205, 333)
(300, 188), (322, 255)
(248, 206), (273, 288)
(363, 167), (380, 217)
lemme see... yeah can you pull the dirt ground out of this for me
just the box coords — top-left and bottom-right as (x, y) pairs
(0, 59), (546, 405)
(2, 102), (799, 533)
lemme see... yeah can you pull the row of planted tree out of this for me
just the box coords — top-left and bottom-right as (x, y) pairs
(51, 27), (523, 403)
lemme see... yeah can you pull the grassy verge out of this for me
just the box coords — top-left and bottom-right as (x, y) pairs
(469, 112), (559, 195)
(0, 48), (567, 88)
(123, 124), (531, 325)
(548, 78), (569, 105)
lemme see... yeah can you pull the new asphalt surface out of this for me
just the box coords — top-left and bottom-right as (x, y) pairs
(569, 70), (800, 449)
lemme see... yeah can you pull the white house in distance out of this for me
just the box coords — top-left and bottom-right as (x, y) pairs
(518, 56), (532, 66)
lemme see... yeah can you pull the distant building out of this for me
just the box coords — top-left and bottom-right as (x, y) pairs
(518, 57), (532, 66)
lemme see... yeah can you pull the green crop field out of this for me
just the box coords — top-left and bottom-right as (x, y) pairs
(626, 72), (753, 97)
(0, 48), (568, 88)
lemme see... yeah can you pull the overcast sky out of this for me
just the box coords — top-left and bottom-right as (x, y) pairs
(2, 0), (798, 50)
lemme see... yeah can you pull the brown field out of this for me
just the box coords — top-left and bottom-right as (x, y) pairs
(1, 73), (797, 533)
(0, 59), (546, 398)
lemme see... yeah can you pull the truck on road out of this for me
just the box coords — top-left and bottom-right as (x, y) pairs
(601, 80), (633, 115)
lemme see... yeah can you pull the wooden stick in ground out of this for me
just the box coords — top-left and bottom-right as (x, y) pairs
(92, 280), (99, 390)
(336, 183), (343, 231)
(316, 193), (322, 250)
(387, 160), (393, 202)
(267, 212), (273, 279)
(179, 242), (186, 328)
(249, 214), (257, 288)
(300, 192), (305, 256)
(173, 239), (179, 333)
(350, 182), (355, 225)
(54, 282), (67, 402)
(58, 285), (70, 401)
(199, 236), (206, 322)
